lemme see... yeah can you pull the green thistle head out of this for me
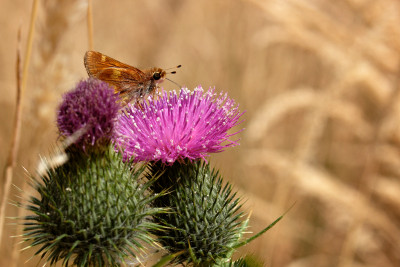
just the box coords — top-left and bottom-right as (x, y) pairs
(23, 147), (163, 266)
(148, 160), (246, 266)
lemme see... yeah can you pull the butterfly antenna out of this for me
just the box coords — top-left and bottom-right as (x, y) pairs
(165, 64), (182, 73)
(166, 77), (182, 88)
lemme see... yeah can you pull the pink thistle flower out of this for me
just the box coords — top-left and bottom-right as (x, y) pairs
(114, 87), (244, 165)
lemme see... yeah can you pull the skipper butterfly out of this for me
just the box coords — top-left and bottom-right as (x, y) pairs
(84, 51), (180, 104)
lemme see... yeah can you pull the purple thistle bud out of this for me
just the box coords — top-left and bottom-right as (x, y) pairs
(114, 87), (244, 165)
(57, 78), (121, 149)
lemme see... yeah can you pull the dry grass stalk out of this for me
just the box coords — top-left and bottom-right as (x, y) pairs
(20, 0), (39, 98)
(0, 26), (23, 249)
(87, 0), (94, 50)
(0, 0), (39, 263)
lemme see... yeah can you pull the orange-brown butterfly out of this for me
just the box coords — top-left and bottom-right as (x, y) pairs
(84, 51), (180, 104)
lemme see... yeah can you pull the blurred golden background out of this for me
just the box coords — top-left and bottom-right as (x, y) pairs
(1, 0), (400, 266)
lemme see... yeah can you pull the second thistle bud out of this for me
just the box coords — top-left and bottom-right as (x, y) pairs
(148, 160), (246, 266)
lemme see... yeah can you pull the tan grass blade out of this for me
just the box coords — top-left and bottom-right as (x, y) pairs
(0, 26), (23, 249)
(87, 0), (94, 50)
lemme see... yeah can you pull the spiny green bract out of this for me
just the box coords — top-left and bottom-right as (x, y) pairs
(148, 160), (245, 266)
(23, 147), (162, 266)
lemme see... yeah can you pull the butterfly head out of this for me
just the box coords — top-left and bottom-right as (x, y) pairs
(151, 68), (167, 81)
(150, 65), (181, 83)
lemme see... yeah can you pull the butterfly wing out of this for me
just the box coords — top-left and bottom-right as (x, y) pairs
(84, 50), (149, 83)
(84, 51), (142, 74)
(84, 51), (159, 104)
(96, 67), (151, 100)
(84, 51), (152, 99)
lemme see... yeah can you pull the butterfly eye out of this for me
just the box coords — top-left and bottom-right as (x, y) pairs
(153, 72), (161, 80)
